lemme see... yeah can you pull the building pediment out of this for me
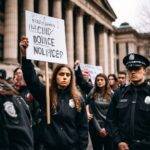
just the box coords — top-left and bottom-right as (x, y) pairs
(93, 0), (117, 20)
(71, 0), (116, 30)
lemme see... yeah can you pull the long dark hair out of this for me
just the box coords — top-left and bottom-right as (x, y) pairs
(92, 73), (112, 101)
(13, 67), (21, 77)
(50, 64), (81, 112)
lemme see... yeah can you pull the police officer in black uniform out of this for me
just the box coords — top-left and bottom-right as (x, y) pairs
(106, 53), (150, 150)
(0, 69), (34, 150)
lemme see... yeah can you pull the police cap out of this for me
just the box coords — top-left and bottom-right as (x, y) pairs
(123, 53), (149, 69)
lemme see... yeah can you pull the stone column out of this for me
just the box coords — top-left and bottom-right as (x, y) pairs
(20, 0), (34, 36)
(4, 0), (18, 63)
(53, 0), (62, 18)
(86, 17), (95, 65)
(108, 33), (115, 74)
(75, 9), (84, 63)
(38, 0), (49, 69)
(39, 0), (49, 15)
(24, 0), (34, 11)
(65, 1), (74, 67)
(98, 28), (109, 75)
(118, 42), (126, 71)
(52, 0), (62, 69)
(113, 41), (117, 72)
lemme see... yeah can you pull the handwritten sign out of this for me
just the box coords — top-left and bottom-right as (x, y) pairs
(80, 63), (103, 84)
(25, 11), (67, 64)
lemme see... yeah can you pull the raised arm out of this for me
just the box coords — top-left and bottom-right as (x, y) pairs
(20, 36), (46, 108)
(74, 60), (93, 95)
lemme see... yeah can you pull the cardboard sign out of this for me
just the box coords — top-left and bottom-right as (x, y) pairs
(25, 11), (67, 64)
(80, 63), (103, 84)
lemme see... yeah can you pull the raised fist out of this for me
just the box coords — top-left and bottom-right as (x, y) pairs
(19, 36), (29, 57)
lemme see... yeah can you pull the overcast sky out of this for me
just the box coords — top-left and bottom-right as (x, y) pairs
(108, 0), (150, 32)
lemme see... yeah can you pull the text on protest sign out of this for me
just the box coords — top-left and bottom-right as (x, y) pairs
(80, 64), (103, 84)
(25, 11), (67, 64)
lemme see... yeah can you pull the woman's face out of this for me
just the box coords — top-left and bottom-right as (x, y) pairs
(56, 67), (71, 89)
(14, 69), (23, 81)
(108, 76), (115, 86)
(96, 76), (106, 88)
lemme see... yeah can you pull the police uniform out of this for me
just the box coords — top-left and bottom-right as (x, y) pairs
(0, 94), (34, 150)
(0, 69), (33, 150)
(106, 53), (150, 150)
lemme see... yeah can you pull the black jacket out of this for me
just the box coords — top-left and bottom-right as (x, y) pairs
(74, 65), (93, 100)
(0, 94), (33, 150)
(19, 86), (41, 126)
(106, 82), (150, 146)
(21, 58), (88, 150)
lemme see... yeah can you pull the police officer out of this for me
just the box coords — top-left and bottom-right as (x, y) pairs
(0, 69), (34, 150)
(106, 53), (150, 150)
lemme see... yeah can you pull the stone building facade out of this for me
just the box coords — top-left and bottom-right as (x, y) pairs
(115, 22), (150, 72)
(0, 0), (149, 78)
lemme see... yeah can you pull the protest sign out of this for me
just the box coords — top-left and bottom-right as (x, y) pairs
(80, 63), (103, 84)
(25, 11), (67, 64)
(25, 11), (68, 124)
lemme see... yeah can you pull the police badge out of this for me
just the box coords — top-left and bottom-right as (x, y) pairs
(144, 96), (150, 104)
(129, 54), (135, 60)
(3, 101), (17, 117)
(69, 99), (75, 108)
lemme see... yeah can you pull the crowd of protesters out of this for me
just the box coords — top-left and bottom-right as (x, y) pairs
(0, 36), (149, 150)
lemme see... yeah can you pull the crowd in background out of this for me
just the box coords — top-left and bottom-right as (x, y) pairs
(0, 59), (128, 150)
(0, 36), (150, 150)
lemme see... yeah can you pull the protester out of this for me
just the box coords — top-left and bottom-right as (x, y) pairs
(106, 53), (150, 150)
(74, 60), (94, 121)
(118, 71), (127, 87)
(74, 60), (93, 96)
(75, 60), (93, 100)
(13, 67), (26, 90)
(0, 69), (34, 150)
(81, 68), (92, 85)
(87, 73), (113, 150)
(19, 36), (88, 150)
(108, 74), (118, 92)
